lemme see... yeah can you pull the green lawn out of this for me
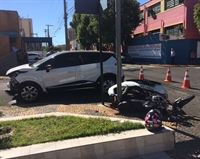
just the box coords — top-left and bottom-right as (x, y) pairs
(0, 115), (144, 149)
(0, 98), (3, 106)
(0, 98), (3, 117)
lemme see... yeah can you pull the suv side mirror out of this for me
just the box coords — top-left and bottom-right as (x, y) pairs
(45, 64), (52, 72)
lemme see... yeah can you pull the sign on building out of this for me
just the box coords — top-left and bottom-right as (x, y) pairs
(128, 44), (162, 59)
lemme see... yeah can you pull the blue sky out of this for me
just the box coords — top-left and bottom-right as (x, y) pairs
(0, 0), (147, 46)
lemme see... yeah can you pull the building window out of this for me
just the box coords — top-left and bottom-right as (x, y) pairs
(139, 10), (144, 21)
(165, 24), (183, 36)
(148, 29), (160, 35)
(165, 0), (184, 10)
(148, 2), (161, 17)
(134, 33), (143, 38)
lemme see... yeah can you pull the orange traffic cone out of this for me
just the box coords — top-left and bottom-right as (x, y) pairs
(139, 66), (144, 80)
(164, 67), (173, 82)
(181, 69), (191, 89)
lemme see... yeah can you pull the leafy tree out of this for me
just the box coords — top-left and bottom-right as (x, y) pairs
(101, 0), (141, 45)
(70, 14), (98, 49)
(194, 3), (200, 33)
(41, 45), (64, 52)
(53, 44), (67, 51)
(70, 0), (141, 50)
(41, 45), (49, 51)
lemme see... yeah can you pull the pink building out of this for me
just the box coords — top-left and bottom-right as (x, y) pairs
(134, 0), (200, 39)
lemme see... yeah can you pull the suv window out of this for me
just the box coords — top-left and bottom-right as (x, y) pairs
(37, 53), (78, 70)
(78, 52), (99, 65)
(37, 58), (54, 71)
(52, 53), (78, 68)
(77, 52), (114, 65)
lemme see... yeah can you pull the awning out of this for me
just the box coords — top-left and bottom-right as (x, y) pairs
(0, 31), (19, 37)
(21, 37), (52, 46)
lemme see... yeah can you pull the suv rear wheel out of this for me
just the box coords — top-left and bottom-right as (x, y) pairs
(18, 82), (41, 102)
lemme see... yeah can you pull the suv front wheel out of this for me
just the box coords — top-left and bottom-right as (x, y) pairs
(18, 82), (41, 102)
(97, 76), (116, 94)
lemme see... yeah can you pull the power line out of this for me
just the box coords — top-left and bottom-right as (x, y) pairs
(68, 7), (75, 18)
(47, 0), (55, 23)
(51, 27), (61, 37)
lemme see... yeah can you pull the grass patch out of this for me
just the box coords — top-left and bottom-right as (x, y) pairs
(0, 115), (144, 149)
(0, 98), (3, 117)
(0, 112), (3, 117)
(0, 98), (3, 106)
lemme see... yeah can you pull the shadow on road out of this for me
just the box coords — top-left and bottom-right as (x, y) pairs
(166, 138), (200, 159)
(12, 88), (111, 108)
(165, 114), (200, 159)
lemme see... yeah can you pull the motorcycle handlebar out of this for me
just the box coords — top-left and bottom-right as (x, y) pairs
(172, 94), (195, 109)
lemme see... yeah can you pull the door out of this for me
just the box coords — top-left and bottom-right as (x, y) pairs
(41, 53), (78, 89)
(75, 52), (100, 84)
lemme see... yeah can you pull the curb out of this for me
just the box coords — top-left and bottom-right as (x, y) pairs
(0, 76), (9, 80)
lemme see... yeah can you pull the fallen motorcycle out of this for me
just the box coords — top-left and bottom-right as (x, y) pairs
(108, 79), (195, 121)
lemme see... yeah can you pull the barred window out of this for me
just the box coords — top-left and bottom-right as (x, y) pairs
(148, 2), (161, 17)
(134, 33), (143, 38)
(165, 0), (184, 10)
(148, 29), (160, 35)
(165, 24), (183, 37)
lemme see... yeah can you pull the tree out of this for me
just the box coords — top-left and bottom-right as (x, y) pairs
(70, 14), (98, 49)
(70, 0), (141, 50)
(194, 3), (200, 33)
(101, 0), (141, 46)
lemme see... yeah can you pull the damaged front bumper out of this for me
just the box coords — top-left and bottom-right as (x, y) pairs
(7, 78), (19, 93)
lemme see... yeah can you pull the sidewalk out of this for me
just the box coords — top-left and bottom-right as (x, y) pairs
(0, 113), (174, 159)
(0, 76), (9, 80)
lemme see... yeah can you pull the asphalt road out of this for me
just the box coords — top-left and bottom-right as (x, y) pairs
(1, 63), (200, 159)
(123, 64), (200, 118)
(0, 64), (199, 118)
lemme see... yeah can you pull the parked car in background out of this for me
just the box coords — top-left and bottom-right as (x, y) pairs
(6, 51), (125, 102)
(27, 52), (42, 63)
(121, 53), (132, 63)
(114, 53), (132, 64)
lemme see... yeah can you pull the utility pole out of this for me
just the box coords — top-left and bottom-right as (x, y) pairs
(115, 0), (122, 101)
(44, 29), (47, 37)
(64, 0), (68, 50)
(46, 24), (53, 37)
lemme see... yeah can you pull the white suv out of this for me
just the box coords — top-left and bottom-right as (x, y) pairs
(6, 51), (124, 102)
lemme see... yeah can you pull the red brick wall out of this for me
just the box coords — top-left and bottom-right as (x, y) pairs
(0, 35), (10, 57)
(0, 10), (19, 31)
(0, 10), (21, 58)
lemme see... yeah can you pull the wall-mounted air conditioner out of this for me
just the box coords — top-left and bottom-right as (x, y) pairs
(159, 34), (170, 41)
